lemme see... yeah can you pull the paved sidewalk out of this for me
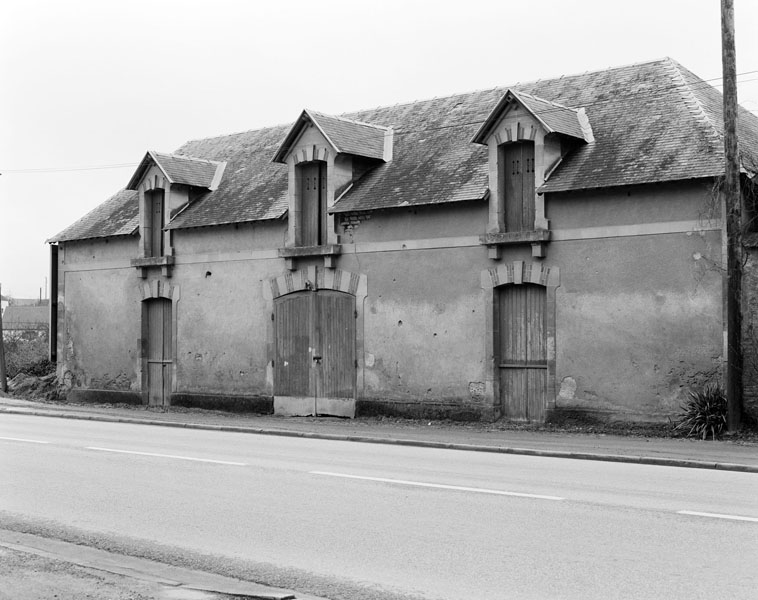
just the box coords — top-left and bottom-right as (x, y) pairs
(1, 395), (757, 472)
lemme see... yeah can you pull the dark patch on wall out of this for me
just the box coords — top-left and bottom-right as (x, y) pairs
(357, 398), (493, 422)
(67, 389), (142, 405)
(170, 393), (273, 414)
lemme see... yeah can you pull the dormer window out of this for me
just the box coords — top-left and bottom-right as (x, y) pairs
(273, 109), (393, 269)
(126, 151), (226, 277)
(472, 89), (593, 258)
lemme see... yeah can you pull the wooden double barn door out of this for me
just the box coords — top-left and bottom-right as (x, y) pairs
(274, 290), (355, 416)
(145, 298), (172, 406)
(498, 284), (547, 421)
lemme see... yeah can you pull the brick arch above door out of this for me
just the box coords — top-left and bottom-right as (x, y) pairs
(480, 261), (560, 421)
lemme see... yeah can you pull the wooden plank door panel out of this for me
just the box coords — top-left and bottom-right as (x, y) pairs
(149, 190), (165, 258)
(504, 144), (523, 233)
(499, 284), (546, 421)
(300, 163), (323, 247)
(503, 143), (535, 232)
(274, 293), (312, 398)
(146, 298), (171, 406)
(316, 290), (355, 401)
(521, 143), (535, 231)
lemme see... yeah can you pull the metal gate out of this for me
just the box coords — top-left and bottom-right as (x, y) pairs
(274, 290), (355, 416)
(498, 283), (546, 421)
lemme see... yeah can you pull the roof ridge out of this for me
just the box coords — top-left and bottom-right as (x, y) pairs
(662, 58), (723, 151)
(306, 109), (392, 132)
(342, 59), (677, 119)
(183, 59), (676, 147)
(152, 150), (224, 166)
(511, 89), (580, 112)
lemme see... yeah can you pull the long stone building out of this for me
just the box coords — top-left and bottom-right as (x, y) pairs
(48, 58), (758, 422)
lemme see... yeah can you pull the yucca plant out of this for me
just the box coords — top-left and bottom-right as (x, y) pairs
(673, 382), (727, 440)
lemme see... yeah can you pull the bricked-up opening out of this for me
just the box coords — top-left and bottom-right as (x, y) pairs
(297, 161), (327, 246)
(499, 141), (536, 232)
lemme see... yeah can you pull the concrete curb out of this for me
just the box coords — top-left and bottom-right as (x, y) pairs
(2, 406), (757, 473)
(0, 529), (310, 600)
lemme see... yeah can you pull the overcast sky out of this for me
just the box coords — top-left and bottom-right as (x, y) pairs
(1, 0), (757, 299)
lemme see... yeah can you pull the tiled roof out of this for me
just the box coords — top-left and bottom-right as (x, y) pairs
(310, 111), (388, 159)
(517, 92), (590, 141)
(2, 305), (48, 330)
(273, 110), (389, 163)
(48, 189), (138, 242)
(52, 58), (758, 240)
(537, 59), (758, 193)
(330, 92), (493, 212)
(127, 151), (224, 190)
(167, 125), (290, 230)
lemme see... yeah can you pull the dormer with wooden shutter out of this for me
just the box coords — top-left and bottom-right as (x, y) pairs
(472, 90), (593, 258)
(273, 109), (393, 269)
(127, 151), (226, 277)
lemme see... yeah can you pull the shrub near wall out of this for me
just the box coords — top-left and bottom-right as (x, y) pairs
(2, 334), (49, 379)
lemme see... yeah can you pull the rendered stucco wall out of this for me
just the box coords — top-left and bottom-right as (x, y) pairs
(55, 180), (725, 422)
(57, 237), (142, 393)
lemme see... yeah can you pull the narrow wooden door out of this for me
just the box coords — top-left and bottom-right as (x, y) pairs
(146, 298), (172, 406)
(503, 142), (535, 232)
(274, 290), (355, 415)
(300, 163), (326, 246)
(498, 284), (546, 421)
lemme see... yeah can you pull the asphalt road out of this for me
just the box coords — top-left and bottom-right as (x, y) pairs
(1, 413), (756, 600)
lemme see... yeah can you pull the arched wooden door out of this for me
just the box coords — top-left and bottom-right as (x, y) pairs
(144, 297), (172, 406)
(498, 283), (546, 421)
(274, 290), (355, 416)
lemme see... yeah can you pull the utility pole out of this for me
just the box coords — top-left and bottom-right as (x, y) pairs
(722, 0), (742, 431)
(0, 283), (7, 393)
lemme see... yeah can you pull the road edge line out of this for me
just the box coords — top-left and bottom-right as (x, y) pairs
(2, 407), (757, 473)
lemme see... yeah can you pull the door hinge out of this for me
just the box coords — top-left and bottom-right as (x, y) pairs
(271, 313), (275, 321)
(354, 309), (358, 318)
(355, 359), (358, 368)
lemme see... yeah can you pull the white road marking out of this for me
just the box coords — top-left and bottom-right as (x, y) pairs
(310, 471), (565, 500)
(86, 447), (246, 466)
(0, 436), (49, 444)
(677, 510), (758, 523)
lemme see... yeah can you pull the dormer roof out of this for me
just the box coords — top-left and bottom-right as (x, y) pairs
(126, 151), (226, 191)
(471, 89), (594, 145)
(272, 109), (392, 164)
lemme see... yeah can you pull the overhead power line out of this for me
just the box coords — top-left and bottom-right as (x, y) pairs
(1, 162), (137, 174)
